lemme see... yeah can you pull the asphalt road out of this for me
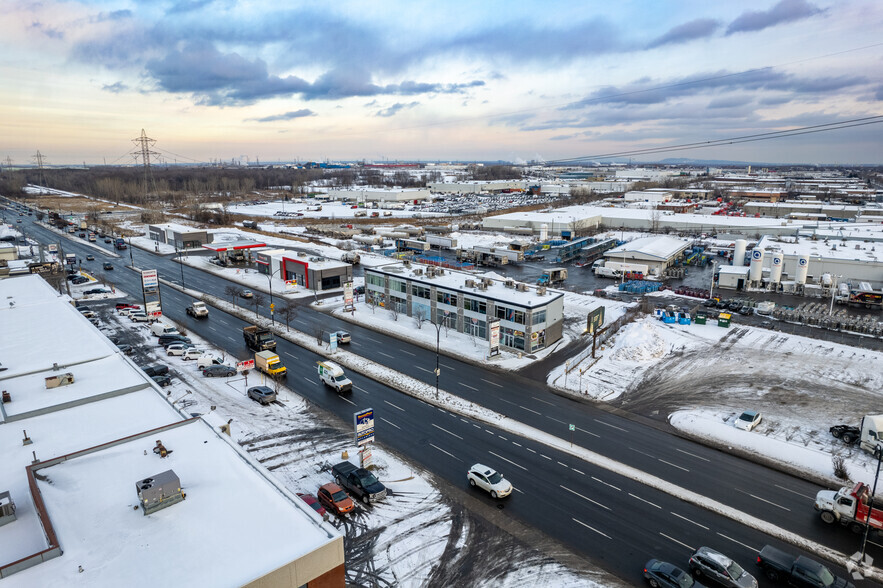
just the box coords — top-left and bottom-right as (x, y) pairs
(10, 206), (882, 586)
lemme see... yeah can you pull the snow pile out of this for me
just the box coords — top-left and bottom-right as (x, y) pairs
(610, 321), (667, 362)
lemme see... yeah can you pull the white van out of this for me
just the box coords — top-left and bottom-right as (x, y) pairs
(196, 354), (224, 369)
(150, 322), (180, 337)
(317, 361), (353, 393)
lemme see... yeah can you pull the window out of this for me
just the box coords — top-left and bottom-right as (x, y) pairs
(367, 274), (385, 287)
(389, 294), (407, 314)
(437, 290), (456, 306)
(464, 318), (486, 339)
(435, 308), (453, 325)
(495, 305), (525, 325)
(413, 301), (431, 321)
(390, 279), (406, 293)
(532, 309), (546, 325)
(412, 285), (430, 299)
(463, 297), (486, 314)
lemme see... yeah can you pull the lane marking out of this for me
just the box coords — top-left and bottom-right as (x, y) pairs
(339, 396), (356, 406)
(441, 363), (456, 371)
(485, 429), (495, 435)
(546, 416), (567, 424)
(208, 326), (217, 332)
(629, 493), (661, 509)
(302, 377), (313, 384)
(629, 447), (656, 458)
(594, 419), (628, 432)
(416, 366), (433, 374)
(735, 488), (790, 511)
(526, 447), (537, 454)
(431, 423), (463, 440)
(675, 448), (711, 462)
(511, 442), (522, 447)
(560, 485), (612, 511)
(401, 350), (415, 356)
(365, 337), (382, 344)
(773, 484), (816, 501)
(573, 518), (611, 538)
(531, 396), (556, 406)
(557, 461), (569, 467)
(660, 532), (694, 551)
(540, 454), (552, 461)
(659, 459), (690, 472)
(380, 417), (400, 430)
(430, 443), (461, 461)
(488, 450), (528, 471)
(576, 426), (601, 438)
(384, 400), (405, 412)
(591, 477), (621, 491)
(460, 418), (470, 424)
(378, 351), (394, 359)
(671, 512), (709, 530)
(481, 378), (503, 388)
(513, 487), (524, 494)
(716, 533), (759, 552)
(518, 405), (541, 415)
(498, 435), (508, 441)
(460, 383), (478, 391)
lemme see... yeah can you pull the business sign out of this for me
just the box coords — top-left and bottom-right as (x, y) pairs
(344, 281), (354, 309)
(285, 279), (297, 291)
(488, 318), (501, 356)
(587, 306), (606, 334)
(237, 359), (255, 372)
(47, 244), (58, 253)
(141, 269), (159, 292)
(145, 301), (162, 317)
(329, 331), (338, 352)
(354, 408), (375, 446)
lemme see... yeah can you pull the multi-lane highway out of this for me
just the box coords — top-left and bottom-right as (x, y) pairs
(10, 207), (879, 586)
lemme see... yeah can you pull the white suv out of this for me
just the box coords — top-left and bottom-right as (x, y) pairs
(181, 348), (204, 361)
(467, 464), (513, 498)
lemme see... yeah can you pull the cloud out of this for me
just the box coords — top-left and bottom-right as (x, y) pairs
(876, 85), (883, 101)
(726, 0), (823, 35)
(707, 95), (752, 109)
(29, 21), (64, 39)
(249, 109), (316, 122)
(375, 102), (419, 117)
(646, 18), (721, 49)
(90, 10), (133, 23)
(102, 82), (129, 93)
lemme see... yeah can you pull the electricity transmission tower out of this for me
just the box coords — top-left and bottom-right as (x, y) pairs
(32, 150), (48, 188)
(132, 129), (160, 196)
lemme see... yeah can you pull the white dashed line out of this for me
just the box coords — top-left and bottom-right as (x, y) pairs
(660, 532), (694, 551)
(384, 400), (405, 412)
(594, 419), (627, 432)
(519, 405), (541, 415)
(629, 493), (661, 509)
(561, 485), (612, 510)
(572, 518), (611, 538)
(488, 451), (528, 471)
(676, 448), (710, 462)
(380, 417), (400, 430)
(670, 512), (709, 530)
(431, 423), (464, 440)
(481, 378), (503, 388)
(716, 533), (759, 552)
(460, 383), (478, 391)
(430, 443), (461, 461)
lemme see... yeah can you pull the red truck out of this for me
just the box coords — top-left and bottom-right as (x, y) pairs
(815, 481), (883, 534)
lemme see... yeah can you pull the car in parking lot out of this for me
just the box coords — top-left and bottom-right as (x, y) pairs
(202, 364), (237, 378)
(83, 288), (108, 295)
(116, 302), (138, 310)
(86, 254), (95, 261)
(297, 493), (326, 517)
(688, 546), (757, 588)
(317, 482), (354, 515)
(116, 343), (134, 355)
(467, 463), (513, 498)
(151, 374), (173, 387)
(158, 334), (192, 346)
(118, 305), (142, 316)
(71, 276), (89, 285)
(181, 348), (205, 361)
(734, 410), (762, 432)
(77, 308), (96, 318)
(130, 311), (151, 322)
(103, 262), (113, 270)
(644, 559), (703, 588)
(140, 364), (169, 378)
(247, 385), (277, 405)
(240, 289), (253, 299)
(166, 343), (196, 356)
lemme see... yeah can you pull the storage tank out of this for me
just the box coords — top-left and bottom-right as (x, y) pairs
(769, 253), (783, 283)
(748, 249), (764, 282)
(733, 239), (747, 266)
(540, 224), (548, 241)
(795, 256), (809, 285)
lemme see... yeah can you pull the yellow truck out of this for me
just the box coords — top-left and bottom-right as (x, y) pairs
(255, 350), (287, 379)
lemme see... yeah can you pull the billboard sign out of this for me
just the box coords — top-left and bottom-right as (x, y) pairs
(141, 269), (159, 293)
(354, 408), (375, 446)
(145, 301), (162, 317)
(47, 244), (58, 253)
(237, 359), (255, 372)
(344, 281), (354, 308)
(488, 318), (500, 356)
(329, 331), (338, 352)
(587, 306), (605, 334)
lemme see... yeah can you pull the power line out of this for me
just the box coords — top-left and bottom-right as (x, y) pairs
(544, 116), (883, 164)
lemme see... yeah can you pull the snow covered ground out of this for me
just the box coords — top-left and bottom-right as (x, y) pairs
(228, 199), (446, 220)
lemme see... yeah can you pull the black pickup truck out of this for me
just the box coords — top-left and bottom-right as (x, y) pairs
(331, 461), (387, 504)
(756, 545), (853, 588)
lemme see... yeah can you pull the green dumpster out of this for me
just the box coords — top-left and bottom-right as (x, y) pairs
(717, 312), (731, 327)
(695, 313), (707, 325)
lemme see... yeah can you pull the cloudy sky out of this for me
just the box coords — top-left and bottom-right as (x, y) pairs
(3, 0), (882, 165)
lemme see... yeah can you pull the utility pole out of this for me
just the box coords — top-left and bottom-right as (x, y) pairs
(131, 129), (160, 197)
(32, 150), (47, 188)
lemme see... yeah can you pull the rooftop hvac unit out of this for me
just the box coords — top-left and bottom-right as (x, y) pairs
(403, 260), (411, 267)
(136, 470), (185, 516)
(516, 283), (528, 292)
(465, 279), (476, 288)
(505, 279), (515, 288)
(482, 278), (494, 287)
(437, 268), (445, 275)
(0, 490), (16, 527)
(537, 286), (547, 296)
(478, 282), (487, 291)
(414, 268), (423, 275)
(45, 372), (75, 389)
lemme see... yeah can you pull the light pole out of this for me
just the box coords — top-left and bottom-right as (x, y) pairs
(432, 311), (450, 400)
(128, 236), (134, 267)
(176, 245), (186, 291)
(263, 267), (283, 325)
(710, 260), (718, 300)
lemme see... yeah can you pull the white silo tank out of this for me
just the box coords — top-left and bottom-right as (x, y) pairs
(540, 224), (548, 241)
(770, 253), (783, 283)
(795, 256), (809, 284)
(733, 239), (747, 266)
(748, 249), (764, 282)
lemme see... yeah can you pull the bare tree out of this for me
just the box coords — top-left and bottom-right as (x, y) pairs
(224, 285), (238, 305)
(279, 300), (298, 332)
(252, 292), (265, 317)
(414, 307), (426, 330)
(389, 305), (399, 322)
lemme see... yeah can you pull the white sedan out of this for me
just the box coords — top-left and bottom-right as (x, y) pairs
(734, 410), (762, 431)
(467, 464), (513, 498)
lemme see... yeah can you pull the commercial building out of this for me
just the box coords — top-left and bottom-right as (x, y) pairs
(147, 223), (213, 249)
(256, 250), (353, 291)
(0, 275), (345, 586)
(202, 239), (268, 264)
(428, 180), (527, 194)
(755, 235), (883, 285)
(326, 187), (431, 203)
(364, 263), (564, 353)
(603, 236), (692, 276)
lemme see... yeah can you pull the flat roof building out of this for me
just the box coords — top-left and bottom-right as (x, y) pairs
(147, 223), (213, 249)
(604, 236), (691, 275)
(365, 263), (564, 353)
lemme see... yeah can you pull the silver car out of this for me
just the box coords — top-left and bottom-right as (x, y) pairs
(688, 546), (757, 588)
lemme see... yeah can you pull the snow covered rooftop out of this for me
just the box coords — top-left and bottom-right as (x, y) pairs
(606, 236), (691, 261)
(202, 239), (267, 251)
(369, 262), (564, 308)
(148, 222), (207, 234)
(0, 275), (342, 584)
(757, 235), (883, 264)
(718, 265), (750, 276)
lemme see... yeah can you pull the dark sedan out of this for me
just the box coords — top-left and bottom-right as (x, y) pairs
(202, 365), (237, 378)
(644, 559), (704, 588)
(152, 374), (173, 387)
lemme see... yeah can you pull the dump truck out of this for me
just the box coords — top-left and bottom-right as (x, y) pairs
(255, 350), (286, 379)
(815, 481), (883, 534)
(331, 461), (387, 504)
(243, 325), (276, 351)
(186, 301), (209, 318)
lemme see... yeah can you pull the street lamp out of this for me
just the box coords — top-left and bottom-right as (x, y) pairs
(175, 245), (186, 291)
(432, 310), (450, 400)
(709, 260), (718, 300)
(263, 267), (284, 325)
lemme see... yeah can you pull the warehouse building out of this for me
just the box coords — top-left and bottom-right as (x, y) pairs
(603, 236), (692, 276)
(365, 263), (564, 353)
(0, 275), (345, 586)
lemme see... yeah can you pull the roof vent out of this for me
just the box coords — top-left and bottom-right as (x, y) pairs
(45, 373), (74, 389)
(136, 469), (185, 515)
(0, 490), (16, 526)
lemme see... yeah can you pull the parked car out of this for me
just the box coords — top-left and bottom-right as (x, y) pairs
(130, 311), (151, 322)
(317, 482), (354, 515)
(297, 493), (327, 518)
(77, 308), (96, 318)
(116, 303), (139, 311)
(152, 374), (173, 387)
(166, 343), (196, 356)
(202, 365), (237, 378)
(467, 463), (513, 498)
(140, 364), (169, 378)
(158, 334), (192, 346)
(103, 262), (113, 270)
(247, 386), (277, 405)
(181, 348), (204, 361)
(688, 547), (757, 588)
(240, 289), (254, 299)
(71, 276), (89, 285)
(83, 288), (108, 295)
(117, 344), (134, 355)
(86, 254), (95, 261)
(644, 559), (704, 588)
(118, 305), (142, 316)
(734, 410), (762, 432)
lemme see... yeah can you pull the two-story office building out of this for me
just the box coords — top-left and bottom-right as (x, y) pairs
(364, 263), (564, 353)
